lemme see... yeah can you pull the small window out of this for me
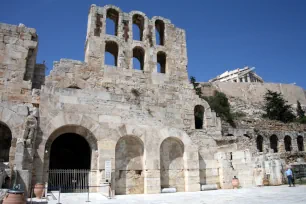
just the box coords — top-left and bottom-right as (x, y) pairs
(297, 136), (304, 151)
(157, 51), (166, 73)
(270, 135), (278, 153)
(133, 46), (145, 70)
(194, 105), (204, 129)
(105, 41), (118, 66)
(132, 14), (144, 41)
(155, 20), (165, 46)
(256, 135), (263, 152)
(284, 136), (292, 152)
(106, 9), (119, 36)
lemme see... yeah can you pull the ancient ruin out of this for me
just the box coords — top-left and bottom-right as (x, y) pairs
(0, 4), (305, 197)
(209, 66), (264, 83)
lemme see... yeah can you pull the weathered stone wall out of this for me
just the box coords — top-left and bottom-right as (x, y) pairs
(1, 4), (305, 196)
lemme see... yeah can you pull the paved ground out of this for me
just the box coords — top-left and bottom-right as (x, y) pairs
(30, 185), (306, 204)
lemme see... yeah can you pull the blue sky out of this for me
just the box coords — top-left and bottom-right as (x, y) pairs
(1, 0), (306, 88)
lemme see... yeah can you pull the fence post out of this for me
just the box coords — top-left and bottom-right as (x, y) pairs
(86, 185), (90, 202)
(30, 187), (33, 204)
(56, 186), (61, 204)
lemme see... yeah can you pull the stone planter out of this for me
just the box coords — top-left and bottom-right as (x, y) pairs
(34, 183), (44, 199)
(2, 190), (25, 204)
(232, 176), (239, 189)
(263, 178), (269, 186)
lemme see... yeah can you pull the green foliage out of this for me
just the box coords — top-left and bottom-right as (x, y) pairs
(190, 76), (236, 127)
(297, 100), (305, 119)
(262, 90), (295, 123)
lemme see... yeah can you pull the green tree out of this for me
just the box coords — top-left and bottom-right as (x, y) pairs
(190, 76), (235, 127)
(263, 90), (295, 123)
(296, 100), (305, 119)
(296, 100), (306, 124)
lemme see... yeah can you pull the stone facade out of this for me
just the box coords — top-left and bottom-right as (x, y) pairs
(0, 4), (305, 198)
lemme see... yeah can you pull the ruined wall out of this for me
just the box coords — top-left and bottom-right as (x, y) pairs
(85, 5), (188, 82)
(34, 4), (222, 195)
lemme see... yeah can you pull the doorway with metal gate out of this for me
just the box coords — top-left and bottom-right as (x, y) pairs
(48, 133), (91, 192)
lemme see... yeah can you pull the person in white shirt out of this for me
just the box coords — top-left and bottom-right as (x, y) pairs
(285, 167), (295, 187)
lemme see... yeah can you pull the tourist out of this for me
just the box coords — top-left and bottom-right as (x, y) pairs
(285, 167), (294, 187)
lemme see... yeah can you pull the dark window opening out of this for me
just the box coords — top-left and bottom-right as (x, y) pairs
(67, 86), (81, 89)
(50, 133), (91, 169)
(284, 136), (292, 152)
(106, 9), (119, 36)
(105, 41), (118, 66)
(256, 135), (263, 152)
(270, 135), (278, 153)
(0, 122), (12, 162)
(133, 46), (145, 70)
(132, 14), (144, 41)
(155, 20), (165, 46)
(194, 105), (204, 129)
(157, 51), (166, 73)
(297, 136), (304, 151)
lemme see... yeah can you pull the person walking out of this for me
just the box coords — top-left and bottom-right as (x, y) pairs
(285, 167), (294, 187)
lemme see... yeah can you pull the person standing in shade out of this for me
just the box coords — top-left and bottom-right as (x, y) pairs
(286, 167), (294, 187)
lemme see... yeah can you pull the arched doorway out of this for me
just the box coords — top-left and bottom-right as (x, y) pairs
(49, 133), (91, 169)
(115, 136), (144, 195)
(256, 135), (263, 152)
(0, 122), (12, 163)
(284, 136), (292, 152)
(45, 125), (98, 193)
(297, 136), (304, 151)
(270, 135), (278, 153)
(160, 137), (185, 192)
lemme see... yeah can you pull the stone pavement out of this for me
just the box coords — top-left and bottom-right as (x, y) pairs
(39, 185), (306, 204)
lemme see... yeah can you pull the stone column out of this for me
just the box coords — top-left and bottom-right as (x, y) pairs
(184, 151), (200, 192)
(278, 139), (285, 153)
(292, 138), (298, 152)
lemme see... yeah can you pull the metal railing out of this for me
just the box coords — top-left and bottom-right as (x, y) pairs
(48, 169), (91, 193)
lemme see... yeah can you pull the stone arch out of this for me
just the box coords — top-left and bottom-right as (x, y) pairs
(155, 19), (165, 46)
(256, 135), (263, 152)
(284, 135), (292, 152)
(115, 136), (144, 195)
(42, 124), (98, 183)
(132, 14), (145, 41)
(132, 46), (145, 70)
(0, 121), (12, 163)
(157, 51), (166, 73)
(194, 105), (204, 129)
(105, 41), (119, 66)
(0, 107), (24, 166)
(160, 137), (185, 192)
(106, 8), (119, 36)
(297, 135), (304, 151)
(158, 128), (199, 192)
(270, 135), (278, 153)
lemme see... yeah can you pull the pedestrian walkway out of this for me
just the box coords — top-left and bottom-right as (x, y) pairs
(33, 185), (306, 204)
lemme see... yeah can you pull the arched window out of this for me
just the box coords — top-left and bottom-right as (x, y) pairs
(297, 136), (304, 151)
(155, 20), (165, 46)
(284, 136), (292, 152)
(0, 122), (12, 162)
(256, 135), (263, 152)
(194, 105), (204, 129)
(105, 41), (118, 66)
(132, 14), (144, 41)
(157, 51), (166, 73)
(270, 135), (278, 153)
(106, 9), (119, 36)
(133, 46), (145, 70)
